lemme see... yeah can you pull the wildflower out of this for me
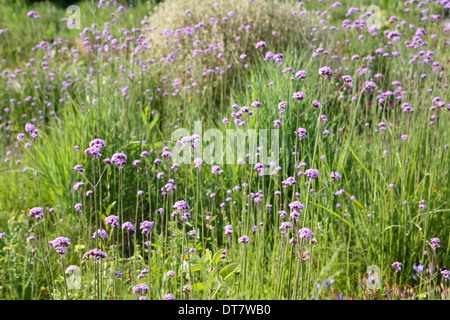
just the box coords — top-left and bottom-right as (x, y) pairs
(319, 66), (333, 76)
(238, 235), (251, 244)
(298, 228), (313, 238)
(255, 41), (267, 49)
(74, 203), (82, 212)
(140, 221), (155, 235)
(391, 262), (402, 272)
(164, 293), (176, 300)
(73, 164), (85, 174)
(173, 200), (190, 212)
(295, 128), (307, 139)
(29, 207), (45, 221)
(105, 215), (119, 227)
(65, 265), (78, 274)
(211, 165), (222, 174)
(442, 270), (450, 280)
(289, 201), (305, 211)
(133, 284), (150, 295)
(342, 75), (353, 83)
(430, 238), (440, 249)
(122, 222), (135, 232)
(331, 172), (342, 180)
(82, 249), (107, 260)
(93, 229), (109, 239)
(167, 270), (175, 277)
(49, 237), (71, 255)
(111, 153), (127, 167)
(305, 169), (320, 179)
(194, 158), (203, 168)
(25, 123), (35, 132)
(292, 91), (307, 100)
(295, 70), (307, 79)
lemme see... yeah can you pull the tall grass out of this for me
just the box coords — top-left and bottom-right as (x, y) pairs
(0, 0), (449, 300)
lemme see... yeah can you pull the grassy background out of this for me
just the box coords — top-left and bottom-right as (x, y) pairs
(0, 0), (448, 300)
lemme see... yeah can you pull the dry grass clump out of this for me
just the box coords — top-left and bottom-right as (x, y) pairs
(143, 0), (313, 98)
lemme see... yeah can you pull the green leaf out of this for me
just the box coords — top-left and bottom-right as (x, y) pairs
(220, 263), (240, 280)
(149, 114), (160, 132)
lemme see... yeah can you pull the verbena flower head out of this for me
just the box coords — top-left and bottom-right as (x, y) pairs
(167, 270), (175, 277)
(173, 200), (190, 212)
(295, 128), (307, 139)
(319, 66), (333, 76)
(305, 169), (320, 179)
(140, 221), (155, 235)
(65, 265), (78, 274)
(111, 152), (127, 167)
(331, 172), (342, 180)
(295, 70), (307, 79)
(93, 229), (109, 239)
(49, 237), (71, 255)
(164, 293), (176, 300)
(430, 238), (440, 249)
(238, 235), (251, 244)
(83, 249), (107, 260)
(292, 91), (307, 100)
(255, 41), (267, 49)
(105, 215), (119, 227)
(122, 222), (135, 231)
(289, 201), (305, 211)
(391, 262), (402, 272)
(29, 207), (44, 221)
(132, 283), (150, 295)
(298, 228), (313, 238)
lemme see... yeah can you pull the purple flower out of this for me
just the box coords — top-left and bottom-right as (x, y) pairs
(164, 293), (176, 300)
(342, 75), (353, 83)
(255, 41), (267, 49)
(74, 203), (82, 212)
(173, 200), (190, 212)
(331, 172), (342, 180)
(298, 228), (313, 238)
(111, 153), (127, 167)
(292, 91), (307, 100)
(238, 235), (251, 244)
(49, 237), (71, 255)
(83, 249), (107, 260)
(133, 284), (150, 295)
(167, 270), (175, 277)
(391, 262), (402, 272)
(289, 201), (305, 211)
(93, 229), (109, 239)
(295, 128), (307, 139)
(305, 169), (320, 179)
(319, 66), (333, 76)
(430, 238), (440, 249)
(140, 221), (155, 235)
(122, 222), (135, 232)
(295, 70), (307, 79)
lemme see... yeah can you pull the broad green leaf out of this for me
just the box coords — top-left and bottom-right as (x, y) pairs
(220, 263), (240, 280)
